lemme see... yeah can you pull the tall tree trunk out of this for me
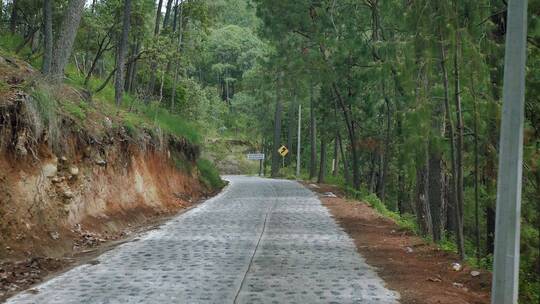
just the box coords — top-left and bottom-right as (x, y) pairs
(309, 83), (317, 179)
(415, 152), (433, 237)
(453, 24), (465, 251)
(378, 89), (391, 201)
(163, 0), (174, 29)
(331, 83), (360, 189)
(84, 33), (112, 86)
(332, 135), (339, 176)
(154, 0), (164, 35)
(337, 132), (350, 186)
(126, 40), (140, 92)
(470, 73), (481, 263)
(439, 29), (465, 259)
(147, 0), (164, 102)
(172, 0), (179, 32)
(286, 92), (296, 166)
(317, 138), (327, 183)
(170, 1), (184, 111)
(42, 0), (53, 74)
(9, 0), (17, 33)
(114, 0), (132, 107)
(428, 93), (446, 242)
(48, 0), (86, 83)
(271, 79), (283, 177)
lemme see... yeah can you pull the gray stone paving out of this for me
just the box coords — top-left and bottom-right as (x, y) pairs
(7, 176), (399, 304)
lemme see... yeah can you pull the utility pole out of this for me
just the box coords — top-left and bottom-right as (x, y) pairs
(491, 1), (528, 303)
(296, 104), (302, 178)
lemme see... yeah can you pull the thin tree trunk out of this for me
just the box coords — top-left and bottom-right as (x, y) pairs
(331, 83), (360, 189)
(309, 83), (317, 179)
(453, 23), (466, 254)
(147, 0), (164, 102)
(114, 0), (131, 107)
(333, 134), (339, 176)
(439, 28), (465, 259)
(286, 92), (296, 166)
(127, 40), (140, 92)
(472, 77), (481, 263)
(84, 34), (112, 86)
(42, 0), (53, 74)
(154, 0), (164, 35)
(317, 138), (327, 183)
(415, 152), (433, 237)
(9, 0), (17, 33)
(271, 82), (283, 178)
(170, 1), (184, 111)
(378, 86), (391, 201)
(337, 132), (350, 186)
(48, 0), (86, 83)
(163, 0), (174, 29)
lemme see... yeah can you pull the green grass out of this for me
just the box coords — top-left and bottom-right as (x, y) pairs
(29, 85), (57, 125)
(59, 101), (87, 120)
(197, 159), (225, 190)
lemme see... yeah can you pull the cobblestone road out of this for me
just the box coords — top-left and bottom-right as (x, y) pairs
(7, 176), (399, 304)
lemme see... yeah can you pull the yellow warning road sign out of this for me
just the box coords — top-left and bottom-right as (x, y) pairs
(278, 145), (289, 157)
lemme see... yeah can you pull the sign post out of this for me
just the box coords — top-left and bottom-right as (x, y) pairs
(296, 104), (301, 178)
(247, 153), (265, 176)
(278, 145), (289, 169)
(491, 1), (528, 303)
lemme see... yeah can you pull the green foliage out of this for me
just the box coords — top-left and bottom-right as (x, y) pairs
(197, 158), (225, 190)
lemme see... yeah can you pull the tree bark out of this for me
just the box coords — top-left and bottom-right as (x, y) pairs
(154, 0), (164, 35)
(163, 0), (174, 29)
(271, 78), (283, 177)
(453, 25), (465, 249)
(286, 92), (296, 166)
(48, 0), (86, 83)
(317, 138), (327, 183)
(470, 73), (481, 263)
(378, 89), (391, 201)
(10, 0), (18, 33)
(439, 28), (465, 259)
(114, 0), (132, 107)
(415, 153), (433, 237)
(309, 83), (317, 179)
(42, 0), (53, 75)
(332, 134), (339, 176)
(337, 132), (350, 186)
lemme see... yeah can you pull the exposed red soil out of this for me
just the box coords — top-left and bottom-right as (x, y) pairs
(308, 183), (491, 304)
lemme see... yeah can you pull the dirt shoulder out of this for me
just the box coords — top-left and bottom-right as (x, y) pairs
(305, 182), (491, 304)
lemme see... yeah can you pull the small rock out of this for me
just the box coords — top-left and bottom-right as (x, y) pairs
(51, 176), (63, 184)
(59, 156), (68, 163)
(49, 231), (59, 240)
(405, 246), (414, 253)
(63, 190), (75, 199)
(42, 163), (57, 178)
(427, 277), (442, 282)
(103, 117), (113, 129)
(323, 192), (337, 197)
(69, 166), (79, 176)
(452, 282), (464, 289)
(451, 262), (462, 271)
(470, 270), (480, 277)
(95, 159), (107, 166)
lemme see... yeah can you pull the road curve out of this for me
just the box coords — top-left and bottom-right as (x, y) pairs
(7, 176), (399, 304)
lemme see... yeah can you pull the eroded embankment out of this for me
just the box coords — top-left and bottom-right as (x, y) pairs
(0, 56), (214, 262)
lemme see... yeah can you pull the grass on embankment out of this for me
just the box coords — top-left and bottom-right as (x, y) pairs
(1, 33), (222, 191)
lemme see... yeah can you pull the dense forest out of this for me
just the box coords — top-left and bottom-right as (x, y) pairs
(0, 0), (538, 302)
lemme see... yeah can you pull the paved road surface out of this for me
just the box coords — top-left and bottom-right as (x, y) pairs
(7, 176), (399, 304)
